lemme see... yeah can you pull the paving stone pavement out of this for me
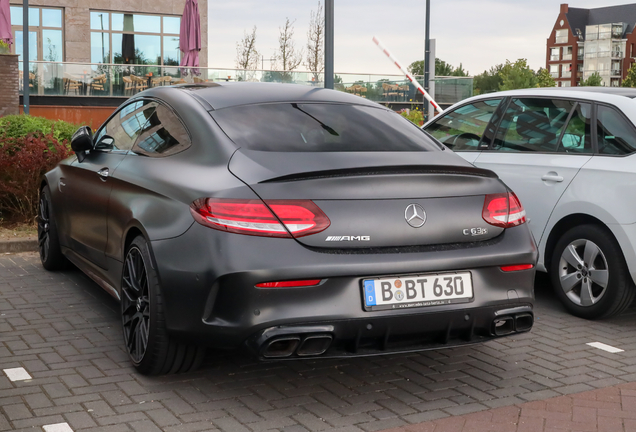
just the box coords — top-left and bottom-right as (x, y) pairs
(2, 253), (636, 432)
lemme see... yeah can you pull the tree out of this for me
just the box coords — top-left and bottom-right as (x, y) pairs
(408, 58), (468, 77)
(305, 2), (324, 82)
(581, 72), (603, 86)
(536, 67), (556, 87)
(274, 18), (303, 82)
(473, 65), (502, 95)
(235, 26), (260, 80)
(623, 63), (636, 87)
(498, 59), (537, 91)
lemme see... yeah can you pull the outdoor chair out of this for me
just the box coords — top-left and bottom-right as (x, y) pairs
(89, 74), (106, 95)
(130, 74), (148, 92)
(18, 71), (35, 91)
(151, 76), (164, 87)
(359, 86), (367, 98)
(122, 76), (135, 95)
(62, 77), (82, 95)
(399, 84), (409, 100)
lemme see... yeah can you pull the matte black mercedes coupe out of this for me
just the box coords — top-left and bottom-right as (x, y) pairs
(39, 82), (537, 375)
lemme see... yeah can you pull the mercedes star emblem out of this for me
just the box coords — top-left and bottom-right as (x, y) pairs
(405, 203), (427, 228)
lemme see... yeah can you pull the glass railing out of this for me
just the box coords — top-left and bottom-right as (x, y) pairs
(17, 61), (473, 105)
(550, 55), (560, 61)
(562, 54), (572, 60)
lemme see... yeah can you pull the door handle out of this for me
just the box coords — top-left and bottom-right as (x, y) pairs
(541, 174), (563, 182)
(97, 168), (109, 180)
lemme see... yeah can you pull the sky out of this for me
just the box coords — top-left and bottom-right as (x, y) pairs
(208, 0), (636, 77)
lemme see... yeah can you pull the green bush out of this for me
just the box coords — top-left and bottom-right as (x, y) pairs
(0, 115), (79, 147)
(0, 115), (80, 222)
(399, 108), (425, 125)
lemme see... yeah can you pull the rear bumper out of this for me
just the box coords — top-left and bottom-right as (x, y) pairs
(150, 222), (537, 356)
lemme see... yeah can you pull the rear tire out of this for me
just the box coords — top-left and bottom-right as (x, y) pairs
(38, 186), (67, 270)
(550, 224), (635, 319)
(121, 236), (205, 375)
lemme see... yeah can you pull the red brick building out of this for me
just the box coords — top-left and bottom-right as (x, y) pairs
(546, 3), (636, 87)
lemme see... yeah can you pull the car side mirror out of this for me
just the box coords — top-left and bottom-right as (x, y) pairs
(71, 126), (94, 162)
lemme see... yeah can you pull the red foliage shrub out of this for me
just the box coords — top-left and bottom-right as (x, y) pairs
(0, 131), (71, 222)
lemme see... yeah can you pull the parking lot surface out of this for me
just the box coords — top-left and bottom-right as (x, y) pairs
(2, 253), (636, 432)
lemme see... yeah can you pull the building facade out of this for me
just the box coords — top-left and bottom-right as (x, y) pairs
(546, 3), (636, 87)
(6, 0), (208, 67)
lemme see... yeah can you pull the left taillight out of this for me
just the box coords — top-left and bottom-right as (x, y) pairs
(190, 198), (331, 238)
(482, 192), (527, 228)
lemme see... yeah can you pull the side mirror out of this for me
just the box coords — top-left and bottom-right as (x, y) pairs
(71, 126), (94, 162)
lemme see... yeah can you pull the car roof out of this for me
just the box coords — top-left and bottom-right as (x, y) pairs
(473, 87), (636, 99)
(144, 82), (381, 111)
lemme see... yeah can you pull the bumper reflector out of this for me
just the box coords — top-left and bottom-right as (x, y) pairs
(256, 279), (322, 288)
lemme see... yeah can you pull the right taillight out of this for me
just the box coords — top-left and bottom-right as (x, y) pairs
(482, 192), (526, 228)
(190, 198), (330, 238)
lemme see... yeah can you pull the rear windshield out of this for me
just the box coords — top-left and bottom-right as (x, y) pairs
(211, 103), (440, 152)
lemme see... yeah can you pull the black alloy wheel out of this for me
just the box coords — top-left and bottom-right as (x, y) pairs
(38, 186), (66, 270)
(121, 245), (150, 365)
(121, 236), (205, 375)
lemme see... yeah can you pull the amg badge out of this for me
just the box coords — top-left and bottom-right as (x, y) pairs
(325, 236), (371, 242)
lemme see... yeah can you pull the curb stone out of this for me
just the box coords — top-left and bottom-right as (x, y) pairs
(0, 238), (38, 253)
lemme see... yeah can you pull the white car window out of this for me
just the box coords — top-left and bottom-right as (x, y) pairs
(425, 99), (501, 151)
(558, 103), (592, 154)
(494, 98), (574, 153)
(596, 105), (636, 155)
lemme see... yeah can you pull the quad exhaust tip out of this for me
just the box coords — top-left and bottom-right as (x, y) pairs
(261, 334), (333, 358)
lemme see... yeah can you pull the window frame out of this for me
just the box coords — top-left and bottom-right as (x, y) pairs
(9, 6), (64, 62)
(89, 10), (181, 66)
(93, 98), (159, 154)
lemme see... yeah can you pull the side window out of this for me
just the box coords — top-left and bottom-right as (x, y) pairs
(493, 98), (573, 153)
(94, 100), (157, 151)
(596, 105), (636, 155)
(425, 99), (501, 150)
(132, 105), (191, 157)
(558, 103), (592, 153)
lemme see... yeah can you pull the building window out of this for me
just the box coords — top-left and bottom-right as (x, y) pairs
(550, 64), (559, 78)
(561, 81), (571, 87)
(556, 29), (568, 44)
(562, 64), (572, 78)
(563, 46), (573, 60)
(90, 11), (181, 65)
(9, 6), (64, 62)
(578, 46), (584, 60)
(550, 47), (560, 61)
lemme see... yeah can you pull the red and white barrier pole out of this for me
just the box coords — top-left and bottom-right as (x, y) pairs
(372, 36), (444, 114)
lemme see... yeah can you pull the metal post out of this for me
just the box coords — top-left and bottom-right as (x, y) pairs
(424, 0), (430, 94)
(22, 0), (29, 114)
(325, 0), (334, 89)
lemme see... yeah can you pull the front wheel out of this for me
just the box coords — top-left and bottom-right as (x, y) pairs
(38, 186), (67, 270)
(121, 236), (205, 375)
(550, 224), (635, 319)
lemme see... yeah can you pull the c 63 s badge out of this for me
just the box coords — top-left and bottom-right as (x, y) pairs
(463, 227), (488, 236)
(326, 236), (370, 242)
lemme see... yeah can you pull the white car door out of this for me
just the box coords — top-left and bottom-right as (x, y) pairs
(424, 98), (504, 165)
(472, 98), (593, 245)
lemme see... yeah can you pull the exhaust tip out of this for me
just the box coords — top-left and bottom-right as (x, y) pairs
(296, 335), (333, 356)
(262, 337), (300, 358)
(515, 313), (534, 332)
(492, 316), (514, 336)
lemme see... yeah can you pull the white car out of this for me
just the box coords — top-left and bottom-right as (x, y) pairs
(424, 87), (636, 319)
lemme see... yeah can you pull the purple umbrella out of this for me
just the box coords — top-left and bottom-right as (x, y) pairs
(179, 0), (201, 76)
(0, 0), (13, 46)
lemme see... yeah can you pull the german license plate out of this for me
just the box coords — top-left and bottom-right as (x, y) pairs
(362, 272), (473, 311)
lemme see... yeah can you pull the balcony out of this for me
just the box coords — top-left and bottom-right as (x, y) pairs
(585, 52), (597, 59)
(611, 51), (624, 58)
(562, 70), (572, 78)
(611, 69), (622, 76)
(550, 55), (560, 61)
(597, 51), (611, 58)
(563, 53), (573, 60)
(550, 72), (559, 78)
